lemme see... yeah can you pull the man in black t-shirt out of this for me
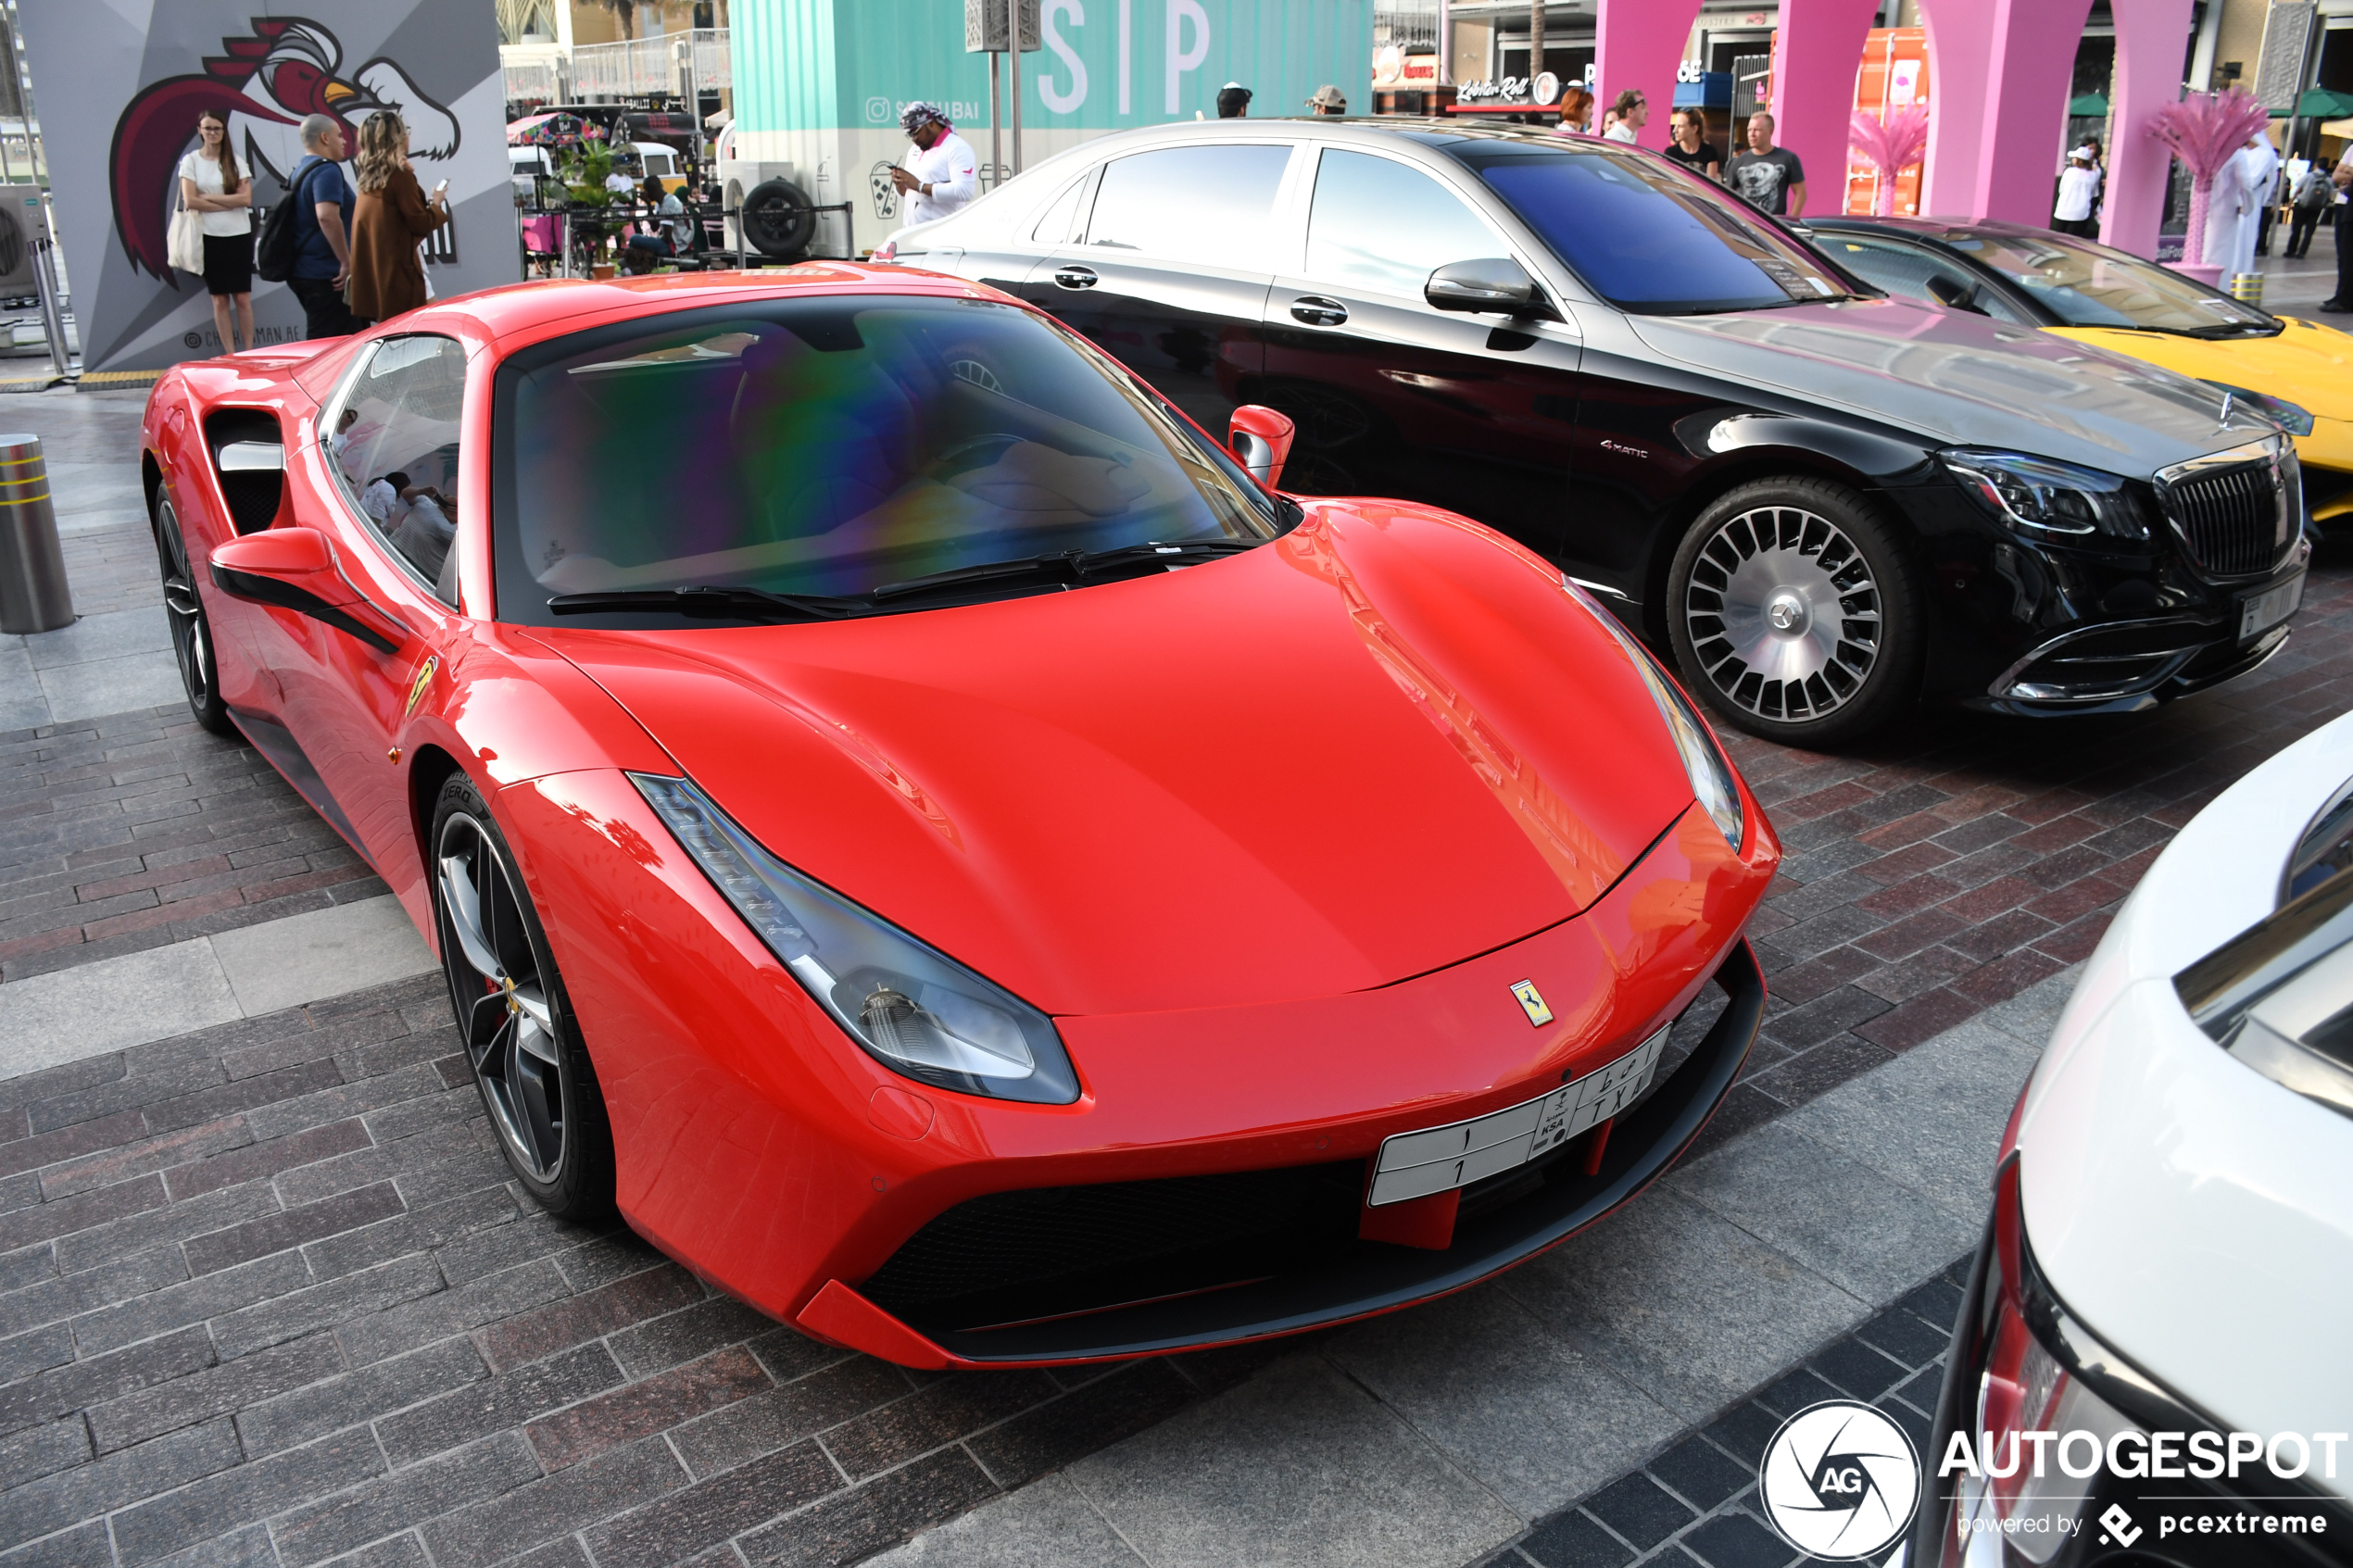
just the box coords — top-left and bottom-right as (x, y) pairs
(1724, 111), (1806, 217)
(1660, 108), (1721, 181)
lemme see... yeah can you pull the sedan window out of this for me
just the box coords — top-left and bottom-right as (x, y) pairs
(1083, 144), (1293, 268)
(1825, 235), (2033, 325)
(1454, 143), (1850, 315)
(1305, 149), (1507, 301)
(1941, 231), (2279, 338)
(327, 333), (467, 606)
(491, 295), (1286, 628)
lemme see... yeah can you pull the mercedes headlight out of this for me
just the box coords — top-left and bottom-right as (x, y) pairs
(1564, 580), (1744, 851)
(633, 773), (1079, 1104)
(2199, 380), (2316, 437)
(1941, 448), (2152, 540)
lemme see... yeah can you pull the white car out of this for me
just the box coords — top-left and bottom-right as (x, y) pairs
(1904, 709), (2353, 1566)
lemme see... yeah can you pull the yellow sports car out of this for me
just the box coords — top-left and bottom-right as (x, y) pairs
(1811, 217), (2353, 529)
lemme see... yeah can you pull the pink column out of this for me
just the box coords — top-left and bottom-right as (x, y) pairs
(1919, 0), (1995, 217)
(2101, 0), (2197, 257)
(1768, 0), (1885, 217)
(1593, 0), (1704, 147)
(1969, 0), (2097, 223)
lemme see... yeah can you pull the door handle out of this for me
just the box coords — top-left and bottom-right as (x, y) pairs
(1053, 265), (1099, 290)
(1290, 296), (1349, 327)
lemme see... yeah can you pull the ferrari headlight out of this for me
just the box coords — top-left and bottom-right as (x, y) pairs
(1940, 449), (2152, 540)
(2198, 380), (2315, 437)
(1565, 580), (1745, 851)
(632, 773), (1079, 1104)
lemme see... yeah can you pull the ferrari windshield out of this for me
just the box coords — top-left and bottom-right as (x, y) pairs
(1453, 142), (1852, 315)
(1942, 231), (2278, 336)
(491, 295), (1283, 625)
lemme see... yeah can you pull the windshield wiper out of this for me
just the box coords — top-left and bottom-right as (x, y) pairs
(870, 539), (1260, 602)
(545, 585), (874, 622)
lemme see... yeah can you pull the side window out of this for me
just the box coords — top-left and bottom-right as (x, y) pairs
(1305, 149), (1507, 302)
(328, 334), (467, 606)
(1082, 144), (1292, 268)
(1831, 237), (2032, 326)
(1029, 171), (1090, 245)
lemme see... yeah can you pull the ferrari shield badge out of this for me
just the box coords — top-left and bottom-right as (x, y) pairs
(1511, 979), (1554, 1027)
(404, 655), (438, 720)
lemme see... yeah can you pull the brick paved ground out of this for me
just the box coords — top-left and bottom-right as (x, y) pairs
(0, 533), (2346, 1567)
(0, 709), (386, 985)
(1491, 1261), (1969, 1568)
(0, 973), (1295, 1568)
(1695, 552), (2353, 1160)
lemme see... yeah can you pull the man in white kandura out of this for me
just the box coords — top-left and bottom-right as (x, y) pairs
(888, 102), (978, 226)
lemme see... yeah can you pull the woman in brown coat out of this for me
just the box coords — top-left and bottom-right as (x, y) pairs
(348, 112), (449, 323)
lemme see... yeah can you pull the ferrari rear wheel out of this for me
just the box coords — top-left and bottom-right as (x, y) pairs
(155, 496), (231, 735)
(431, 775), (613, 1219)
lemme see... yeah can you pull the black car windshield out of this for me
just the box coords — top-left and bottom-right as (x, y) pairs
(1453, 142), (1852, 314)
(491, 295), (1284, 626)
(1942, 231), (2278, 336)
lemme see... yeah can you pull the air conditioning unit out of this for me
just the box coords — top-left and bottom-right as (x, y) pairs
(0, 186), (48, 307)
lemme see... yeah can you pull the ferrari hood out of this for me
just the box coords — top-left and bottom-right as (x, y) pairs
(2046, 316), (2353, 423)
(537, 504), (1699, 1017)
(1627, 295), (2265, 476)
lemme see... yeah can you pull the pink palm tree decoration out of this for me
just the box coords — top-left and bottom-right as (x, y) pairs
(1849, 106), (1931, 216)
(2148, 88), (2271, 267)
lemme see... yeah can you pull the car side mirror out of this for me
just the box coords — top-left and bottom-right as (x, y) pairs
(1926, 274), (1987, 316)
(1426, 258), (1554, 319)
(208, 527), (401, 654)
(1227, 404), (1296, 491)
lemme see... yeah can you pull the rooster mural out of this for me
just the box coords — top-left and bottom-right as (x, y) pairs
(108, 17), (459, 282)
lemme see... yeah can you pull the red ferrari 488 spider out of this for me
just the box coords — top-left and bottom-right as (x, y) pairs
(140, 268), (1777, 1368)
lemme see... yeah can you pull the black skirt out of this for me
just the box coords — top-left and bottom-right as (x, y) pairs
(201, 231), (253, 296)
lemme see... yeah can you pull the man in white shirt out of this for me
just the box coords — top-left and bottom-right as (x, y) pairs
(887, 103), (977, 225)
(1603, 89), (1645, 144)
(2052, 146), (2101, 237)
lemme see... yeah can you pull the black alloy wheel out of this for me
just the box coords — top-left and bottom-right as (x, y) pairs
(155, 495), (232, 735)
(1667, 477), (1924, 746)
(431, 774), (613, 1218)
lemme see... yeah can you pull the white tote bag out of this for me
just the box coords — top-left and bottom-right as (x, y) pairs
(168, 181), (206, 274)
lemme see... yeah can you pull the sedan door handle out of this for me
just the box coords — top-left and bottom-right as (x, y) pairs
(1290, 296), (1349, 327)
(1053, 265), (1099, 290)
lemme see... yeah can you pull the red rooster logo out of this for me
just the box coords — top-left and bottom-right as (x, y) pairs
(109, 17), (459, 282)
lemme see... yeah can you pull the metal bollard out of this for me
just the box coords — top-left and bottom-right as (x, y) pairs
(0, 434), (74, 633)
(2229, 270), (2264, 308)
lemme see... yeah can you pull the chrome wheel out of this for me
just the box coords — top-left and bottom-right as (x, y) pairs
(436, 811), (567, 1183)
(1681, 505), (1882, 723)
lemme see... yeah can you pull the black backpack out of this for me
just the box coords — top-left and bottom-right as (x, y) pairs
(255, 157), (321, 282)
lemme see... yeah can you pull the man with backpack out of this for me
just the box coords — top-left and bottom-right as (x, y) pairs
(258, 113), (362, 339)
(2287, 158), (2334, 260)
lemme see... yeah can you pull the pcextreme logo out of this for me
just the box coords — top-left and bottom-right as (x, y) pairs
(1758, 1399), (1920, 1561)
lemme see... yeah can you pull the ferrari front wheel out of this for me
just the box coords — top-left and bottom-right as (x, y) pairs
(431, 774), (614, 1219)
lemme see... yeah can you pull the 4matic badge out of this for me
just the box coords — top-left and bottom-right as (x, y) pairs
(1759, 1399), (1921, 1561)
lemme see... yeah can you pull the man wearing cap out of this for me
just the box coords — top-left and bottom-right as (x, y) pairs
(2052, 145), (2102, 238)
(887, 103), (978, 226)
(1216, 82), (1252, 118)
(1307, 85), (1347, 116)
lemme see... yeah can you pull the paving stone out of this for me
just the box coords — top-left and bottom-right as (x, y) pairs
(0, 1416), (93, 1491)
(234, 1336), (486, 1459)
(69, 1249), (310, 1356)
(270, 1432), (542, 1568)
(415, 1433), (689, 1568)
(87, 1331), (344, 1453)
(668, 1354), (911, 1480)
(858, 1473), (1145, 1568)
(181, 1181), (406, 1275)
(821, 1368), (1057, 1481)
(581, 1439), (842, 1568)
(0, 1246), (184, 1338)
(1519, 1508), (1637, 1568)
(335, 1257), (570, 1368)
(110, 1426), (384, 1567)
(0, 1322), (216, 1435)
(1678, 1510), (1793, 1567)
(0, 1416), (244, 1547)
(965, 1360), (1199, 1491)
(471, 1261), (702, 1372)
(210, 1252), (445, 1361)
(0, 1520), (112, 1568)
(1855, 1305), (1950, 1367)
(528, 1343), (773, 1471)
(377, 1341), (623, 1468)
(605, 1293), (782, 1378)
(1646, 1435), (1753, 1512)
(1580, 1472), (1694, 1552)
(737, 1449), (1000, 1568)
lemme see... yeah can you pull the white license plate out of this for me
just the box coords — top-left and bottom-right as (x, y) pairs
(2240, 573), (2304, 640)
(1366, 1024), (1671, 1207)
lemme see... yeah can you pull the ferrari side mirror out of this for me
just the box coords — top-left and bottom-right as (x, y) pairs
(1227, 405), (1296, 492)
(209, 528), (402, 655)
(1926, 273), (1987, 316)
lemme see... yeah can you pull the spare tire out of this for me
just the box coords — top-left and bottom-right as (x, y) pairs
(741, 178), (816, 259)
